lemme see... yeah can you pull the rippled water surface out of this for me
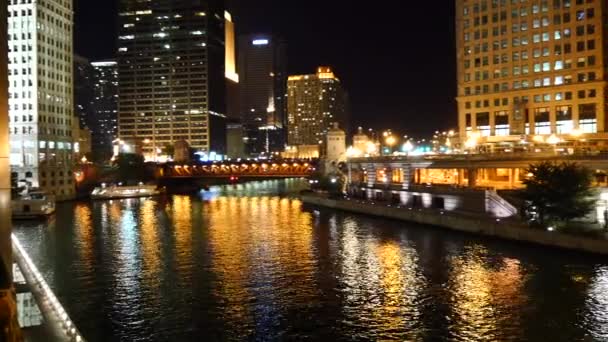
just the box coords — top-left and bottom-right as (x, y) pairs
(13, 179), (608, 341)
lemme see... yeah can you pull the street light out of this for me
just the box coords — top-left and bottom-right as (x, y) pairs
(570, 129), (584, 154)
(403, 141), (414, 155)
(464, 131), (480, 152)
(547, 134), (561, 155)
(365, 141), (377, 156)
(385, 135), (397, 155)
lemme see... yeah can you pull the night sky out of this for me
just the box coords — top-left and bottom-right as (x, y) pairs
(74, 0), (457, 138)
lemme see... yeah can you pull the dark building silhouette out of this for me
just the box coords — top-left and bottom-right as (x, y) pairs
(90, 61), (119, 161)
(237, 34), (287, 156)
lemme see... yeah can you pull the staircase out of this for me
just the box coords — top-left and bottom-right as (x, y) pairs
(485, 190), (518, 218)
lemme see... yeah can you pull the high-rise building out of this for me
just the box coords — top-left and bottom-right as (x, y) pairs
(90, 60), (119, 161)
(287, 67), (349, 146)
(7, 0), (76, 199)
(117, 0), (228, 160)
(224, 10), (239, 120)
(74, 54), (95, 131)
(456, 0), (607, 147)
(238, 34), (287, 155)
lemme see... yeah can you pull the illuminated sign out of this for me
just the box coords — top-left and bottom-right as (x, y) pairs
(252, 39), (269, 45)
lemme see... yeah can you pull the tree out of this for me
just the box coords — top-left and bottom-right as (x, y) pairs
(113, 153), (146, 183)
(521, 161), (595, 227)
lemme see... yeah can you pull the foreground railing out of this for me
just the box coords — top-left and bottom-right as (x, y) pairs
(12, 234), (85, 342)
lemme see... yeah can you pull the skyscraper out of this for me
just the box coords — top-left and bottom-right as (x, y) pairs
(7, 0), (76, 199)
(74, 54), (94, 131)
(117, 0), (227, 160)
(90, 60), (119, 161)
(456, 0), (607, 147)
(287, 67), (349, 146)
(238, 34), (287, 155)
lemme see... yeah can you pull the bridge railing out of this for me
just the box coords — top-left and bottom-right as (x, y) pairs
(350, 151), (608, 163)
(12, 234), (85, 341)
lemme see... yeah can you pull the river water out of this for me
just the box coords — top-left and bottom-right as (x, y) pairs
(12, 179), (608, 341)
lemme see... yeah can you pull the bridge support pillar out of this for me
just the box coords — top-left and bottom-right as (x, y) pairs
(457, 169), (465, 186)
(402, 165), (413, 190)
(468, 168), (478, 188)
(366, 163), (376, 188)
(508, 168), (515, 189)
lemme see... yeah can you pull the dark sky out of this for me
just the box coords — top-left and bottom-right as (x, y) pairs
(74, 0), (457, 137)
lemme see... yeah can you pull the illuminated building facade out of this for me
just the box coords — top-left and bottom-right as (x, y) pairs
(117, 0), (227, 160)
(225, 10), (239, 119)
(90, 60), (119, 161)
(238, 34), (287, 155)
(7, 0), (76, 199)
(287, 67), (349, 146)
(456, 0), (608, 147)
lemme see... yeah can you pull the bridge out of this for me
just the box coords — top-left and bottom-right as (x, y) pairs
(348, 152), (608, 191)
(156, 159), (318, 179)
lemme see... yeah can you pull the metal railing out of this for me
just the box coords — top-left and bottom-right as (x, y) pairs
(350, 151), (608, 163)
(12, 234), (85, 342)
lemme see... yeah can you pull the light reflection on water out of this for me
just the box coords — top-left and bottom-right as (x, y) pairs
(11, 179), (608, 341)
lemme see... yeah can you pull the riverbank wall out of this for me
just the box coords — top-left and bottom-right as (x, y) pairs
(301, 193), (608, 256)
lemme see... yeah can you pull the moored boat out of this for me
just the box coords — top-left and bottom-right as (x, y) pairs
(12, 191), (56, 220)
(91, 184), (163, 200)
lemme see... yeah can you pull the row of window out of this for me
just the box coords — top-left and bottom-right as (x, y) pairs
(463, 71), (597, 95)
(466, 53), (595, 70)
(10, 126), (72, 137)
(463, 0), (594, 17)
(465, 23), (597, 44)
(464, 37), (597, 58)
(464, 88), (598, 110)
(464, 103), (598, 135)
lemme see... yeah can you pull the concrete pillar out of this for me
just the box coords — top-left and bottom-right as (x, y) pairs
(0, 2), (12, 288)
(0, 5), (21, 341)
(508, 168), (515, 189)
(550, 107), (557, 134)
(347, 162), (352, 185)
(598, 90), (606, 133)
(573, 104), (580, 129)
(468, 168), (478, 188)
(402, 164), (412, 190)
(457, 169), (465, 186)
(366, 163), (376, 188)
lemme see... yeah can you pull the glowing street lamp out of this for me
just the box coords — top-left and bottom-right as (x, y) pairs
(570, 129), (584, 153)
(346, 146), (362, 158)
(547, 134), (561, 154)
(546, 134), (561, 145)
(384, 135), (397, 156)
(464, 131), (480, 151)
(570, 128), (583, 138)
(402, 140), (414, 155)
(365, 141), (378, 156)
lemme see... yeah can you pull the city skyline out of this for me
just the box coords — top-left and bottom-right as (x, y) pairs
(73, 0), (457, 138)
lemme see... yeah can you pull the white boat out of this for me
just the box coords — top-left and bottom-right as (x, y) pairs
(12, 191), (56, 220)
(91, 184), (162, 200)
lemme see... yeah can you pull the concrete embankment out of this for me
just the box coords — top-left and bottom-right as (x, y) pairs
(301, 194), (608, 256)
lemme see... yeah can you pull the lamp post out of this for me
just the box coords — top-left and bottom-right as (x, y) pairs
(547, 134), (561, 155)
(570, 129), (583, 154)
(385, 135), (397, 156)
(403, 140), (414, 156)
